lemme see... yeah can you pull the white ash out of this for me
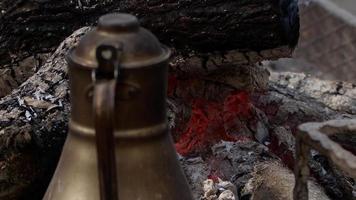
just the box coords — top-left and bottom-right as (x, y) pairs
(202, 179), (237, 200)
(218, 190), (236, 200)
(270, 72), (356, 115)
(202, 179), (218, 199)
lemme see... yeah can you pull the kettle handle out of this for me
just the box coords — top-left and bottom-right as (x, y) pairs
(93, 43), (122, 200)
(94, 80), (118, 200)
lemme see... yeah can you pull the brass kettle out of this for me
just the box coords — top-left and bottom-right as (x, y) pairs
(44, 13), (193, 200)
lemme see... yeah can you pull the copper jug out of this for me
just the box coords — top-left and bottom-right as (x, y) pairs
(44, 13), (193, 200)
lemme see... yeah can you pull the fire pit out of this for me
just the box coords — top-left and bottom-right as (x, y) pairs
(1, 1), (356, 200)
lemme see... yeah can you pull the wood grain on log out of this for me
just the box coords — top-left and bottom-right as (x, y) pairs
(0, 0), (299, 99)
(0, 0), (299, 65)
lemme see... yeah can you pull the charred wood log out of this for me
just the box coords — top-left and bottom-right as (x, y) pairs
(0, 0), (299, 65)
(0, 0), (300, 99)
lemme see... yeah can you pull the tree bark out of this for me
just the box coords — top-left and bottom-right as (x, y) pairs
(0, 0), (298, 66)
(0, 0), (299, 98)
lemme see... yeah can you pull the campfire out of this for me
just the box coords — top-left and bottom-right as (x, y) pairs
(1, 0), (356, 200)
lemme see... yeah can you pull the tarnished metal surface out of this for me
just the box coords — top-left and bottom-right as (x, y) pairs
(44, 13), (193, 200)
(294, 119), (356, 200)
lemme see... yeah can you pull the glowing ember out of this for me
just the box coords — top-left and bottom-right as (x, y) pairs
(174, 90), (253, 156)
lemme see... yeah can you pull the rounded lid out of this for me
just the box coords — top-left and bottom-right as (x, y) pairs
(68, 13), (170, 69)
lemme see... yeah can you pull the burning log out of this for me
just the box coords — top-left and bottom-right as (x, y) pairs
(0, 0), (299, 98)
(0, 0), (299, 65)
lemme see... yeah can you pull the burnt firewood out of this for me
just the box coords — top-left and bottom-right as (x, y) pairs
(0, 0), (300, 98)
(0, 0), (299, 66)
